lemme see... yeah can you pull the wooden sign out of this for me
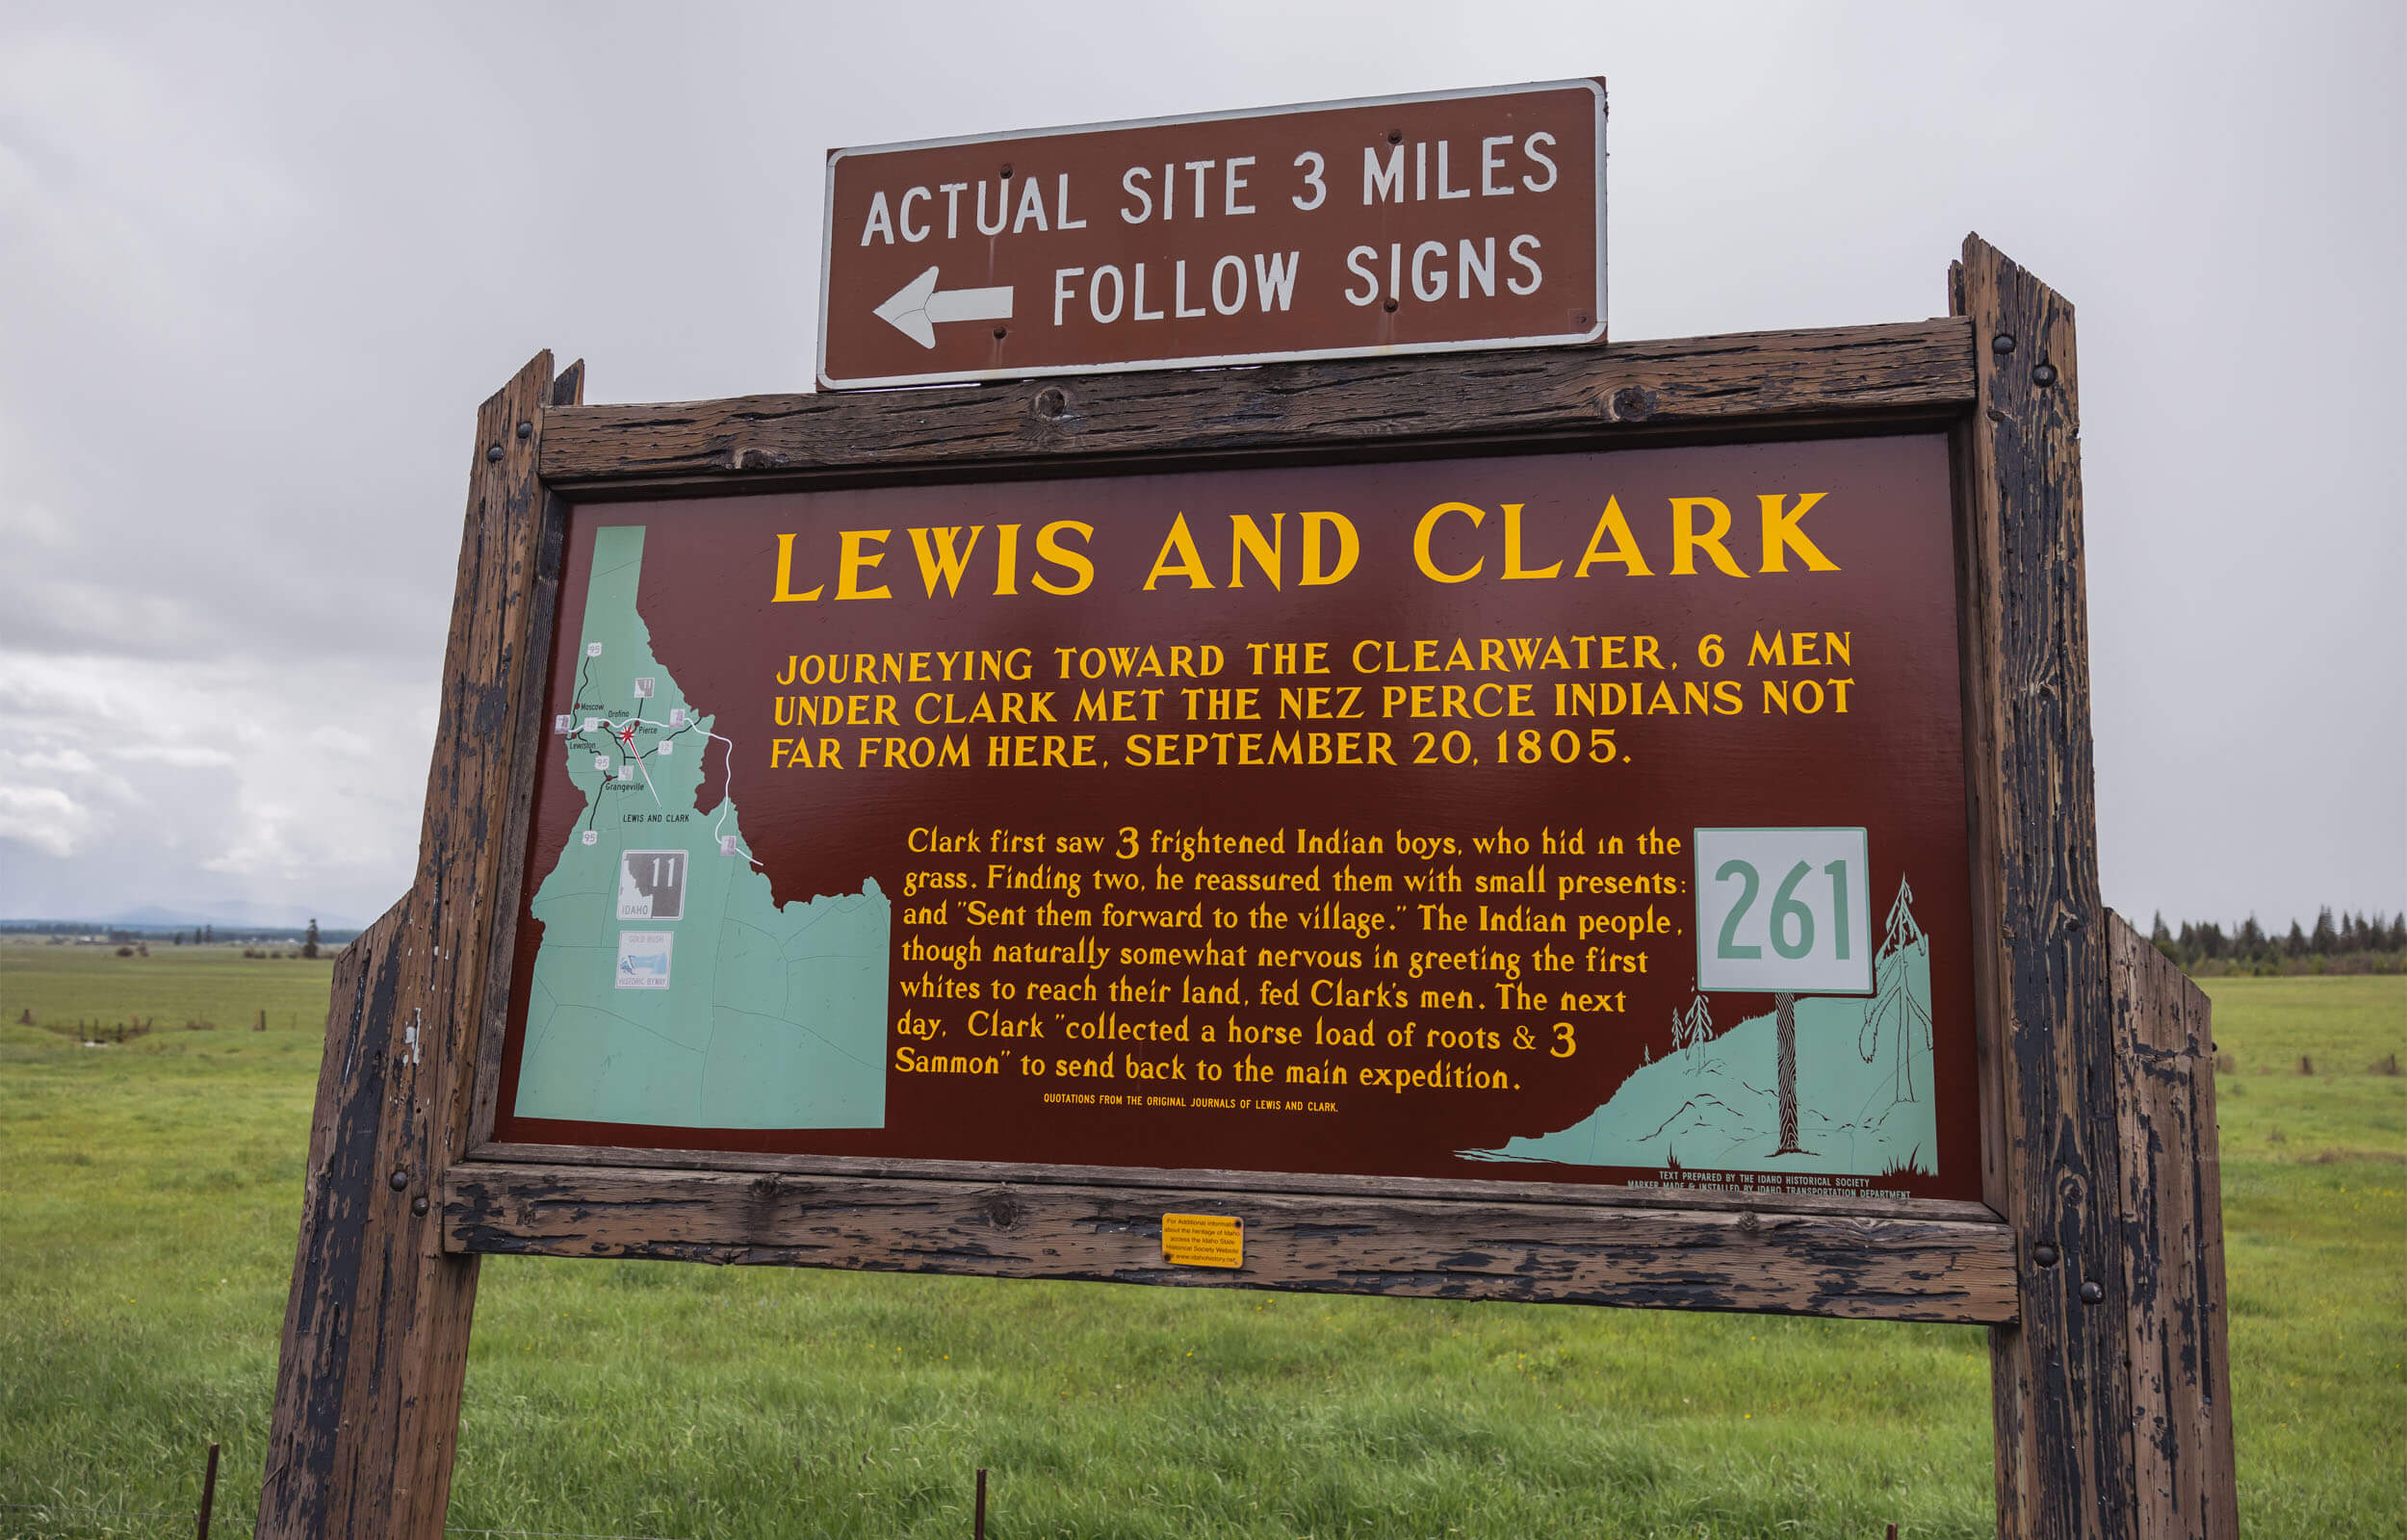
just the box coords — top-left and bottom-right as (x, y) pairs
(260, 235), (2239, 1540)
(817, 81), (1606, 388)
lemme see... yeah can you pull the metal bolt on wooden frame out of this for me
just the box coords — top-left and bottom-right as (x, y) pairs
(257, 237), (2235, 1539)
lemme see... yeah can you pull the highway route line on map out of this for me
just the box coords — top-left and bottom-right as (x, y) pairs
(558, 645), (761, 867)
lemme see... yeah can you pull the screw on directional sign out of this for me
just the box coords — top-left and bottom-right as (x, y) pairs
(817, 80), (1606, 389)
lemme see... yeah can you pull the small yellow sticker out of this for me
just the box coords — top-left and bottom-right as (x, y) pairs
(1161, 1212), (1244, 1269)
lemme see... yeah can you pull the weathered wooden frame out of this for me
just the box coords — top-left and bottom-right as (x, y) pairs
(259, 237), (2235, 1540)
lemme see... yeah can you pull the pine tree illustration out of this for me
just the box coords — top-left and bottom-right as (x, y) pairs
(1673, 992), (1714, 1066)
(1859, 879), (1931, 1103)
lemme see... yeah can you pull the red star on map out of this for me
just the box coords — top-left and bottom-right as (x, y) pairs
(619, 725), (637, 746)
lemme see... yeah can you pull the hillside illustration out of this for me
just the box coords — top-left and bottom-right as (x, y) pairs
(1469, 881), (1937, 1176)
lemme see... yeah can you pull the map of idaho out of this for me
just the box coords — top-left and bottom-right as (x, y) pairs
(513, 525), (891, 1130)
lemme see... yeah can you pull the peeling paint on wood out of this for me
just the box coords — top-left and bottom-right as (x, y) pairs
(467, 1138), (2004, 1225)
(257, 353), (563, 1540)
(1954, 235), (2141, 1540)
(441, 1162), (2020, 1323)
(537, 321), (1975, 497)
(2111, 916), (2239, 1538)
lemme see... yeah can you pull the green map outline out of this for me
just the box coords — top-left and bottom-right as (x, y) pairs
(514, 525), (891, 1130)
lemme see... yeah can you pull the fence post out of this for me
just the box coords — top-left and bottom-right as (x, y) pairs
(196, 1440), (220, 1540)
(2109, 913), (2239, 1537)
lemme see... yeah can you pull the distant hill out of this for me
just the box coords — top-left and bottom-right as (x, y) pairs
(2, 901), (363, 934)
(104, 902), (362, 931)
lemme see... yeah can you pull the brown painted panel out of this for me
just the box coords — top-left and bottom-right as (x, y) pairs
(820, 82), (1604, 387)
(492, 432), (1984, 1209)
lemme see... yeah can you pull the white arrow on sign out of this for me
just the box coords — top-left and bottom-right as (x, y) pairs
(872, 266), (1015, 349)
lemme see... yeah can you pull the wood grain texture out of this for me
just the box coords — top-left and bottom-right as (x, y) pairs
(255, 897), (413, 1535)
(1954, 235), (2135, 1539)
(538, 320), (1974, 495)
(1948, 400), (2021, 1245)
(257, 353), (561, 1540)
(469, 1138), (2003, 1224)
(2109, 914), (2238, 1539)
(443, 1162), (2020, 1323)
(466, 360), (586, 1153)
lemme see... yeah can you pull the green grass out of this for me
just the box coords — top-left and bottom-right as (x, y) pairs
(2188, 974), (2407, 1536)
(2204, 975), (2406, 1160)
(1, 941), (343, 1037)
(1, 949), (2399, 1537)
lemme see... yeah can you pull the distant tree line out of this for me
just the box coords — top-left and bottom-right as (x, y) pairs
(0, 920), (358, 947)
(2150, 908), (2405, 976)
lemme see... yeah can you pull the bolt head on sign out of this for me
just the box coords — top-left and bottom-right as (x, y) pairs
(817, 80), (1605, 389)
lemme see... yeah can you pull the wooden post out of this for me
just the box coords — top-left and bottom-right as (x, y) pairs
(197, 1440), (220, 1540)
(2109, 912), (2239, 1538)
(257, 352), (578, 1540)
(1955, 236), (2235, 1536)
(1954, 234), (2135, 1537)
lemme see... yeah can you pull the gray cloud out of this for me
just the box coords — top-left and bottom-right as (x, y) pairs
(1, 0), (2398, 930)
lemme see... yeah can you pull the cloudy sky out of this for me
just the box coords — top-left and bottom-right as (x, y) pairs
(1, 1), (2397, 931)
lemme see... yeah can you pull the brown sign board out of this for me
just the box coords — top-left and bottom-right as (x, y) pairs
(492, 436), (1982, 1206)
(817, 81), (1606, 388)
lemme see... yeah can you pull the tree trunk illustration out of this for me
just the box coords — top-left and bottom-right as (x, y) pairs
(1774, 990), (1805, 1154)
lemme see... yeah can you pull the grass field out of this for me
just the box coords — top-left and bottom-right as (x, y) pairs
(1, 945), (2399, 1537)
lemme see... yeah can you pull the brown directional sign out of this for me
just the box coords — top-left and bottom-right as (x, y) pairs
(817, 81), (1605, 389)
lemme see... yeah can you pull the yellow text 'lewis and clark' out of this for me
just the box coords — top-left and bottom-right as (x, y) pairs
(763, 495), (1841, 603)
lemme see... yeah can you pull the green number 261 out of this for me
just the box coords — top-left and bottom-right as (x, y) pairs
(1714, 859), (1851, 962)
